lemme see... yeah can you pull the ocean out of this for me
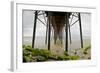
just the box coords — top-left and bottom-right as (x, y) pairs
(22, 35), (91, 51)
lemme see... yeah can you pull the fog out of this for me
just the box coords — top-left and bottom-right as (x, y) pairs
(22, 10), (91, 47)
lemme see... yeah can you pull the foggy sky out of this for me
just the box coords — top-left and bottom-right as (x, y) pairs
(22, 10), (91, 39)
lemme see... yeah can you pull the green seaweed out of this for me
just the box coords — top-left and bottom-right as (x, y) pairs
(70, 55), (80, 60)
(23, 45), (81, 62)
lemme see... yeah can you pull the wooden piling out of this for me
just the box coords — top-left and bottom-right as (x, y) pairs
(48, 15), (51, 50)
(65, 14), (69, 51)
(78, 13), (83, 48)
(32, 11), (38, 48)
(45, 18), (48, 44)
(69, 23), (72, 44)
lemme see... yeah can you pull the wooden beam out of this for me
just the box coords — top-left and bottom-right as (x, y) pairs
(78, 13), (83, 48)
(48, 15), (51, 50)
(42, 11), (47, 24)
(37, 18), (46, 26)
(69, 15), (73, 44)
(65, 14), (69, 51)
(69, 24), (72, 44)
(45, 18), (48, 44)
(71, 19), (79, 26)
(32, 11), (38, 48)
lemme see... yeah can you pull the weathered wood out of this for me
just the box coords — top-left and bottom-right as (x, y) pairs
(32, 11), (38, 48)
(78, 13), (83, 48)
(65, 14), (69, 51)
(68, 14), (74, 44)
(48, 15), (51, 50)
(71, 19), (79, 26)
(69, 24), (72, 44)
(45, 18), (48, 44)
(37, 18), (46, 26)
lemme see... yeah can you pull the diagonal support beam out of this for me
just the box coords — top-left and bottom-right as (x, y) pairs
(37, 18), (46, 26)
(71, 19), (79, 26)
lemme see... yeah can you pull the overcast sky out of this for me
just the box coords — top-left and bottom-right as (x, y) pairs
(22, 10), (91, 39)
